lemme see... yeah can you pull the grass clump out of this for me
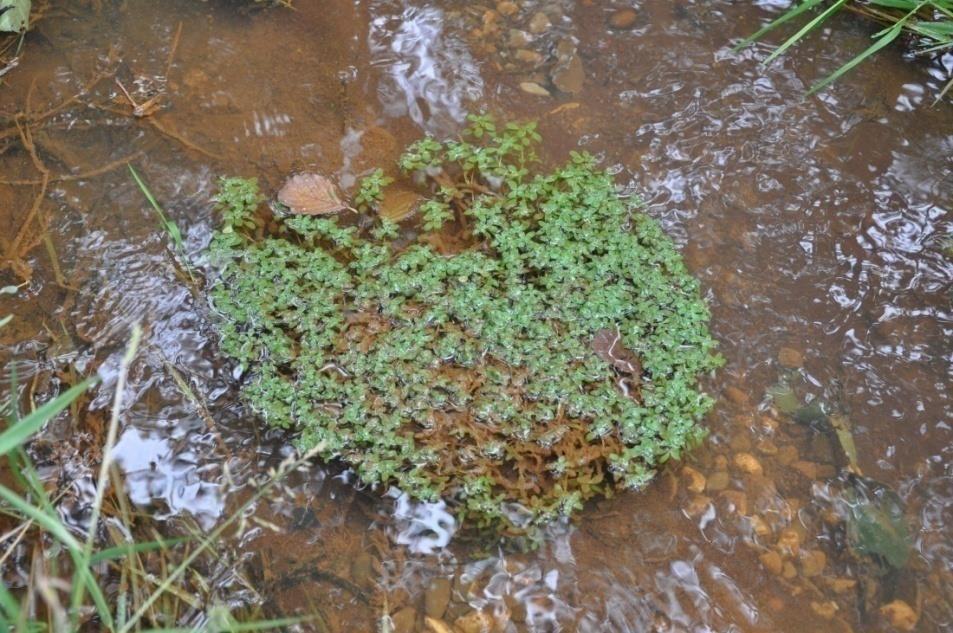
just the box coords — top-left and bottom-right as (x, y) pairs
(206, 115), (722, 532)
(0, 328), (315, 631)
(737, 0), (953, 98)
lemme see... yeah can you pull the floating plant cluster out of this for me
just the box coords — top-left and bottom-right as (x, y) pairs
(206, 115), (722, 532)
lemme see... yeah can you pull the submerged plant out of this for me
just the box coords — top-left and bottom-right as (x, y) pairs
(207, 115), (722, 531)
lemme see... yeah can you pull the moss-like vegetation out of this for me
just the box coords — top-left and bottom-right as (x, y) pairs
(206, 116), (722, 532)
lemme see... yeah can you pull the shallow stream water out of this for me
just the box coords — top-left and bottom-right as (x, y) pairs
(1, 1), (952, 631)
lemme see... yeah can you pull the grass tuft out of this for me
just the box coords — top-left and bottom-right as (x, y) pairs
(736, 0), (953, 98)
(0, 328), (319, 631)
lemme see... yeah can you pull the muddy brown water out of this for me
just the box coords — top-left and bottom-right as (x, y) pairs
(1, 1), (952, 631)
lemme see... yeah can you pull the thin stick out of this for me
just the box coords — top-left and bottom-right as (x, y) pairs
(5, 118), (51, 278)
(71, 326), (142, 624)
(148, 116), (221, 159)
(0, 149), (147, 185)
(164, 22), (183, 79)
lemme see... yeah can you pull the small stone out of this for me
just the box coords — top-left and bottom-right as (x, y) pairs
(729, 433), (752, 452)
(778, 347), (804, 368)
(828, 578), (857, 594)
(528, 11), (551, 34)
(792, 460), (818, 480)
(810, 600), (838, 620)
(749, 515), (771, 537)
(880, 600), (918, 631)
(682, 466), (707, 494)
(799, 549), (826, 577)
(608, 7), (637, 29)
(756, 439), (778, 456)
(777, 445), (799, 466)
(684, 495), (712, 518)
(454, 610), (493, 633)
(724, 386), (750, 406)
(391, 607), (417, 633)
(713, 455), (729, 471)
(760, 550), (783, 575)
(515, 49), (543, 64)
(424, 577), (452, 619)
(706, 470), (730, 492)
(554, 38), (576, 63)
(732, 452), (763, 476)
(777, 528), (802, 555)
(519, 81), (550, 96)
(496, 1), (518, 17)
(782, 561), (798, 579)
(720, 490), (748, 515)
(508, 29), (531, 48)
(424, 617), (455, 633)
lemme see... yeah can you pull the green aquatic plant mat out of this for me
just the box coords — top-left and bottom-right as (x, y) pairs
(206, 117), (722, 531)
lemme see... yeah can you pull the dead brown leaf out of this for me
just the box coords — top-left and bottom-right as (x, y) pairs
(378, 187), (421, 222)
(277, 173), (347, 215)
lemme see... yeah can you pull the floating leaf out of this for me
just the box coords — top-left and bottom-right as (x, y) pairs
(378, 188), (421, 222)
(767, 382), (800, 415)
(277, 173), (346, 215)
(842, 478), (912, 570)
(0, 0), (31, 33)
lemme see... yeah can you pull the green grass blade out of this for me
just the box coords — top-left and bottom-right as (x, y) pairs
(764, 0), (850, 65)
(934, 75), (953, 104)
(90, 537), (189, 565)
(0, 483), (115, 629)
(808, 2), (925, 94)
(71, 327), (141, 631)
(129, 165), (185, 252)
(0, 582), (20, 624)
(733, 0), (825, 51)
(129, 165), (196, 285)
(0, 378), (96, 456)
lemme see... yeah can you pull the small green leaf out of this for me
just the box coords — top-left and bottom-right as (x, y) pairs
(843, 478), (912, 570)
(793, 400), (827, 426)
(0, 378), (96, 456)
(767, 382), (800, 415)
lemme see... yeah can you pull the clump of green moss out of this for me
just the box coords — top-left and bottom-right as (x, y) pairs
(207, 115), (722, 531)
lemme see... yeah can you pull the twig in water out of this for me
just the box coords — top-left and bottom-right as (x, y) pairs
(165, 22), (183, 80)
